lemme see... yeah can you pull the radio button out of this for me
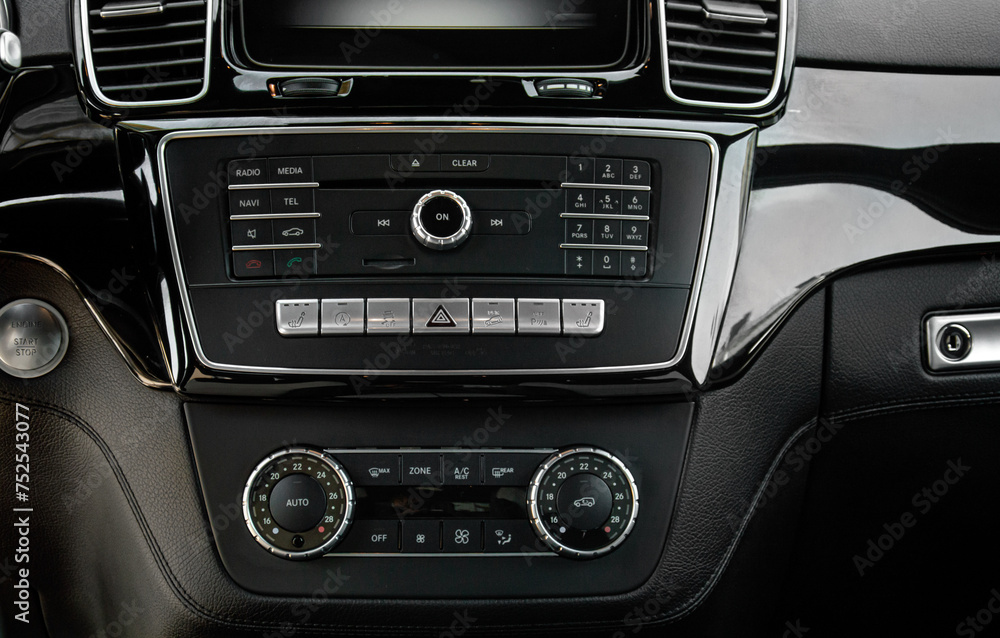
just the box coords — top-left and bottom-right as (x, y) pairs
(442, 453), (481, 485)
(443, 521), (481, 553)
(228, 159), (266, 186)
(624, 253), (647, 278)
(472, 211), (531, 235)
(402, 520), (441, 553)
(565, 219), (594, 244)
(596, 159), (623, 185)
(275, 300), (320, 336)
(351, 211), (408, 235)
(564, 249), (593, 276)
(230, 190), (270, 215)
(275, 249), (317, 277)
(565, 188), (595, 213)
(335, 520), (399, 554)
(595, 220), (622, 245)
(594, 250), (621, 277)
(268, 157), (314, 183)
(391, 154), (440, 172)
(442, 154), (490, 172)
(517, 299), (561, 334)
(624, 160), (651, 186)
(340, 453), (400, 485)
(366, 299), (410, 334)
(595, 189), (622, 215)
(321, 299), (364, 335)
(621, 221), (648, 247)
(271, 189), (314, 214)
(232, 219), (272, 247)
(485, 520), (539, 554)
(623, 191), (650, 216)
(273, 219), (316, 244)
(402, 453), (442, 484)
(413, 298), (470, 334)
(483, 452), (548, 485)
(562, 300), (605, 336)
(233, 250), (274, 278)
(566, 156), (595, 184)
(472, 299), (516, 334)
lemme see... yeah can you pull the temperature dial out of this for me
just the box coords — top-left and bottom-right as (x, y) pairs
(528, 447), (638, 559)
(410, 190), (473, 250)
(243, 448), (355, 560)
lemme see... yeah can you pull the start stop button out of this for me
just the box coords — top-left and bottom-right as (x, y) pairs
(0, 299), (69, 378)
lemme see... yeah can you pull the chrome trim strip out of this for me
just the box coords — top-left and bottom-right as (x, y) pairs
(99, 0), (163, 19)
(230, 212), (321, 220)
(322, 448), (558, 455)
(229, 182), (319, 191)
(78, 0), (212, 107)
(561, 213), (650, 221)
(232, 243), (322, 251)
(324, 552), (556, 558)
(926, 311), (1000, 372)
(660, 0), (790, 110)
(560, 183), (651, 191)
(559, 244), (648, 251)
(157, 125), (720, 377)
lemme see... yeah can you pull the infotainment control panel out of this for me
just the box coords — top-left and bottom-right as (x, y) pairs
(159, 126), (715, 378)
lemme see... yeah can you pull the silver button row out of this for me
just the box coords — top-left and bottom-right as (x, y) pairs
(275, 298), (605, 337)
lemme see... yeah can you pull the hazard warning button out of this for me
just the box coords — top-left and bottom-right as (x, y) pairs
(412, 299), (471, 334)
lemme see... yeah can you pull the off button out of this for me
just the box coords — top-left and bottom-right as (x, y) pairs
(442, 155), (489, 172)
(0, 299), (69, 379)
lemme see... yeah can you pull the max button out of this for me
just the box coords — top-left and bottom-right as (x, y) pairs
(340, 453), (400, 485)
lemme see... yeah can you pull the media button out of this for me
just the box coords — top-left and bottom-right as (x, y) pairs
(229, 190), (269, 215)
(335, 520), (399, 553)
(442, 154), (489, 172)
(340, 452), (399, 485)
(471, 299), (516, 334)
(228, 159), (266, 186)
(352, 211), (408, 235)
(596, 159), (623, 185)
(233, 250), (273, 278)
(321, 299), (365, 335)
(624, 160), (651, 186)
(412, 298), (470, 334)
(268, 156), (314, 183)
(271, 189), (314, 214)
(595, 220), (622, 245)
(517, 299), (561, 334)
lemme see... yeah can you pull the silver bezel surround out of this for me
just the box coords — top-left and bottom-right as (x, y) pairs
(242, 447), (356, 560)
(527, 447), (639, 559)
(157, 125), (720, 377)
(410, 190), (473, 250)
(660, 0), (791, 110)
(925, 311), (1000, 373)
(78, 0), (213, 108)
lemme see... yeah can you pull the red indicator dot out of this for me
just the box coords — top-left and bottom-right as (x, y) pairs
(318, 526), (325, 533)
(604, 526), (611, 533)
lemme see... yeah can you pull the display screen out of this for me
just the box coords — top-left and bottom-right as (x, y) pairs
(238, 0), (635, 69)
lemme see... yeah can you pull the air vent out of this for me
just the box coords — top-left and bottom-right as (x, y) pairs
(661, 0), (787, 108)
(82, 0), (210, 106)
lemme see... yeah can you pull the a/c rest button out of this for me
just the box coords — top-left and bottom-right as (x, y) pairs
(442, 155), (490, 172)
(0, 299), (69, 379)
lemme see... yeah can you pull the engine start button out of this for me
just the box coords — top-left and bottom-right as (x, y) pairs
(0, 299), (69, 378)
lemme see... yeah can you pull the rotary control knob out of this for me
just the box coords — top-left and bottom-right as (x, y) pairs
(243, 448), (355, 560)
(410, 190), (473, 250)
(528, 447), (638, 559)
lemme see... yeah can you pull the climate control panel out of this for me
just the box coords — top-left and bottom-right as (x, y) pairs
(242, 446), (639, 560)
